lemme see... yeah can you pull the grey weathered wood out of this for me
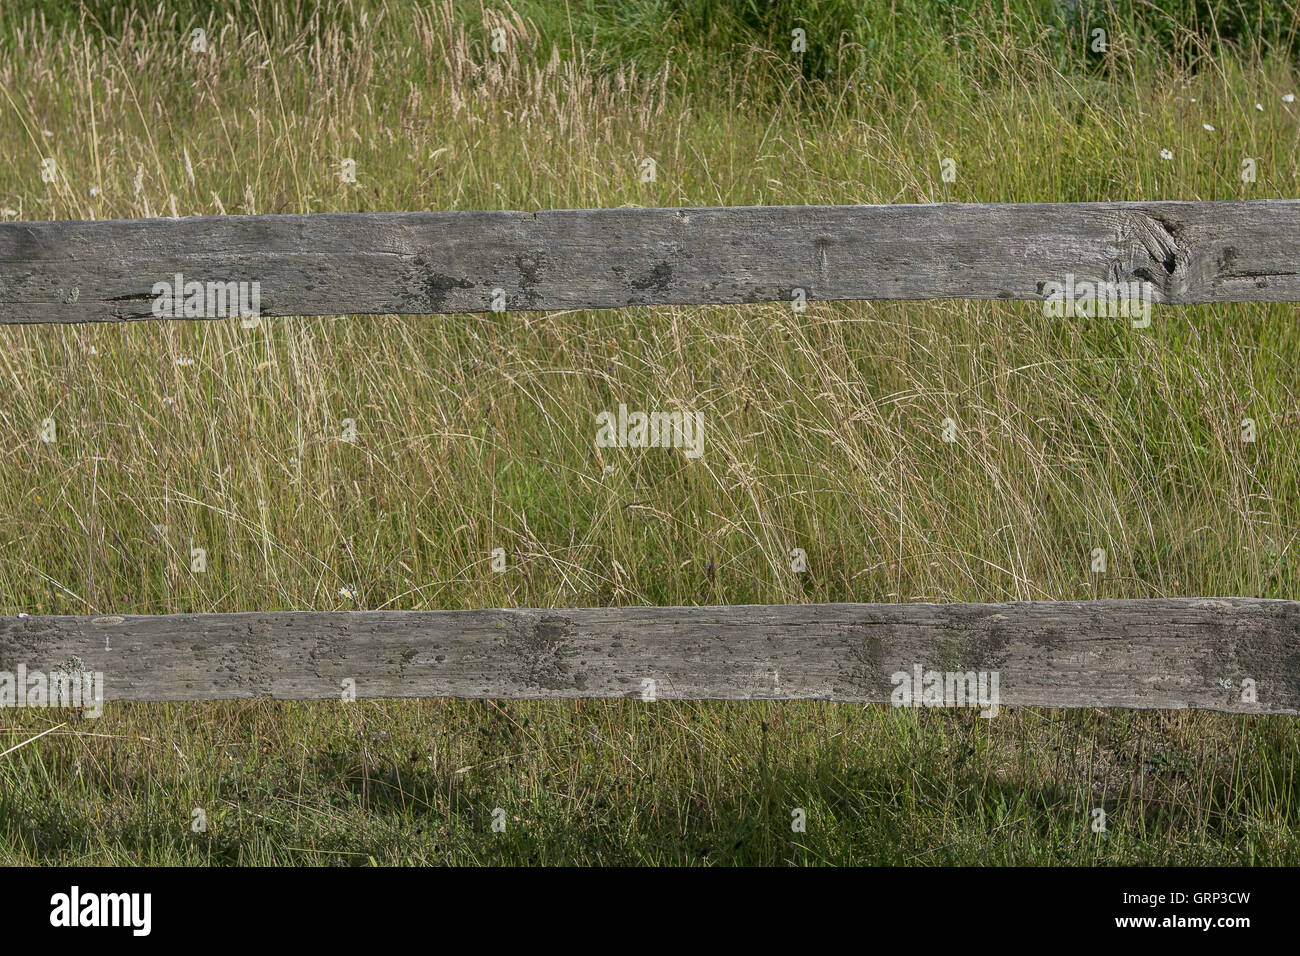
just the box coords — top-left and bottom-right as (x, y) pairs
(0, 598), (1296, 712)
(3, 201), (1300, 323)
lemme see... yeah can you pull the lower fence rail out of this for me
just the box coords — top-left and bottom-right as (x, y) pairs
(1, 598), (1296, 712)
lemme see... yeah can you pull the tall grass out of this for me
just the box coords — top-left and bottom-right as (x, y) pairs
(0, 0), (1297, 864)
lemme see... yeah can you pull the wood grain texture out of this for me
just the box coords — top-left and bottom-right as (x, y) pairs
(0, 599), (1296, 711)
(3, 201), (1300, 323)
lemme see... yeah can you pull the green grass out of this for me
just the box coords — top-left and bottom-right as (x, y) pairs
(5, 702), (1297, 865)
(0, 0), (1298, 864)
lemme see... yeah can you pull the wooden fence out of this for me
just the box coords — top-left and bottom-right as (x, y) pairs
(1, 200), (1298, 713)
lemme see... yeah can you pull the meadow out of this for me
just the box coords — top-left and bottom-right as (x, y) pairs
(0, 0), (1298, 864)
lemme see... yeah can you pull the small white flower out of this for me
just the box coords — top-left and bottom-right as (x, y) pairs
(1284, 93), (1295, 103)
(40, 129), (52, 137)
(1, 208), (15, 216)
(1256, 103), (1264, 111)
(1202, 123), (1215, 131)
(175, 356), (194, 367)
(87, 346), (97, 355)
(162, 396), (175, 405)
(17, 612), (29, 618)
(89, 187), (99, 197)
(339, 586), (358, 600)
(1160, 148), (1173, 160)
(1189, 98), (1196, 103)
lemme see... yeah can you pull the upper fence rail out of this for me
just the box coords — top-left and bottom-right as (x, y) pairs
(3, 200), (1300, 324)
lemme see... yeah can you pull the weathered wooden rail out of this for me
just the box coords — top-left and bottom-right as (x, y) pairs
(0, 600), (1296, 712)
(3, 200), (1300, 323)
(1, 200), (1298, 713)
